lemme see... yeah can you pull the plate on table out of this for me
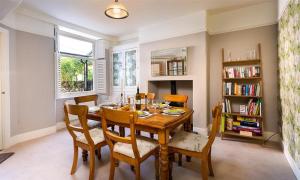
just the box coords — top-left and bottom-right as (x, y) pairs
(158, 103), (169, 109)
(137, 111), (151, 118)
(163, 109), (185, 115)
(100, 103), (118, 109)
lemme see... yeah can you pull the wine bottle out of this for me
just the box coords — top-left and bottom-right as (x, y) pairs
(135, 86), (141, 110)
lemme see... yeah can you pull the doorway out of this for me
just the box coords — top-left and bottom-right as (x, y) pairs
(0, 27), (10, 150)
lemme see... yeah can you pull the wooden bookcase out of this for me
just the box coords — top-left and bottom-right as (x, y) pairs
(221, 43), (264, 142)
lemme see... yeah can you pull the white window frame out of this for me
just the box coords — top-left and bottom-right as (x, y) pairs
(55, 29), (97, 99)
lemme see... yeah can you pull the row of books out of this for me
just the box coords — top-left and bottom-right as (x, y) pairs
(232, 126), (262, 136)
(224, 82), (261, 96)
(224, 66), (260, 78)
(220, 115), (262, 136)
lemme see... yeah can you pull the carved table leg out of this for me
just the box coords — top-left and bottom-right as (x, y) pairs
(158, 130), (169, 180)
(82, 150), (88, 162)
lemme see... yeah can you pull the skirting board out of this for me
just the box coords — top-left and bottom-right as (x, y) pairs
(6, 126), (57, 148)
(283, 143), (300, 179)
(56, 121), (66, 130)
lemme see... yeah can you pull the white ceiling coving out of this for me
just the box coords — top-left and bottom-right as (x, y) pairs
(19, 0), (274, 37)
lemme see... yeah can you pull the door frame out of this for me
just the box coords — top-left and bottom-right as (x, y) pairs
(0, 27), (11, 149)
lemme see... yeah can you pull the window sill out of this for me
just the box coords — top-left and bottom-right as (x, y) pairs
(56, 91), (97, 100)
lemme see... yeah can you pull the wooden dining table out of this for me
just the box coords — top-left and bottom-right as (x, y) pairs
(87, 107), (194, 180)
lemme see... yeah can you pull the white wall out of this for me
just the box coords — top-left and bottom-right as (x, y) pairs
(139, 32), (209, 131)
(207, 1), (278, 35)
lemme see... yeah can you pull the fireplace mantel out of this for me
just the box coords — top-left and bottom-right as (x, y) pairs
(148, 75), (194, 82)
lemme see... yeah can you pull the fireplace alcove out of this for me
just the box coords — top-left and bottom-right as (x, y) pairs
(148, 80), (193, 109)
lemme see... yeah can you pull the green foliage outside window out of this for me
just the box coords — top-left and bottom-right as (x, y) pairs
(60, 56), (93, 92)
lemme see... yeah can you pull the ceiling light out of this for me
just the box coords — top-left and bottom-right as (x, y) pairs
(105, 0), (129, 19)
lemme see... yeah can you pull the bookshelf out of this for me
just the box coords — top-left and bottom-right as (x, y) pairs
(221, 43), (264, 142)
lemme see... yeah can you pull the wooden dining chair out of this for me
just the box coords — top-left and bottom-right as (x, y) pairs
(64, 103), (107, 180)
(163, 94), (188, 108)
(163, 94), (190, 165)
(136, 92), (156, 138)
(74, 95), (101, 129)
(101, 108), (160, 180)
(168, 104), (222, 180)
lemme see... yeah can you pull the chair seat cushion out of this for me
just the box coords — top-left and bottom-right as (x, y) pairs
(169, 131), (208, 152)
(76, 128), (105, 145)
(113, 136), (158, 158)
(70, 120), (100, 129)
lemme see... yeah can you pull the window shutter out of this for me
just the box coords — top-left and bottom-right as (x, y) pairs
(95, 58), (107, 94)
(56, 56), (62, 97)
(54, 25), (62, 98)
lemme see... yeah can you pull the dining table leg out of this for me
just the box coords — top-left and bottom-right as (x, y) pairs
(158, 130), (170, 180)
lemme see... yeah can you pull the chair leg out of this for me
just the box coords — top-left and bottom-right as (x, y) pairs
(208, 149), (214, 176)
(178, 153), (182, 166)
(97, 147), (101, 160)
(109, 157), (116, 180)
(201, 158), (209, 180)
(82, 150), (88, 162)
(155, 150), (159, 180)
(186, 156), (191, 162)
(89, 149), (95, 180)
(71, 145), (79, 174)
(150, 133), (154, 139)
(135, 165), (141, 180)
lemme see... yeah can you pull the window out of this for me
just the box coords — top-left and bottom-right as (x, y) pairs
(56, 33), (95, 98)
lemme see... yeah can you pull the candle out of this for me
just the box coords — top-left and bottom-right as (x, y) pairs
(120, 79), (124, 93)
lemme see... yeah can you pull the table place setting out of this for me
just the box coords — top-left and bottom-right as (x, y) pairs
(161, 108), (186, 116)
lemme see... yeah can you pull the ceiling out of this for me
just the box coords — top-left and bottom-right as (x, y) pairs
(0, 0), (22, 20)
(19, 0), (274, 37)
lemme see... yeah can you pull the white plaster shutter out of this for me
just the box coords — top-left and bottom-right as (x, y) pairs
(95, 59), (107, 94)
(95, 39), (110, 94)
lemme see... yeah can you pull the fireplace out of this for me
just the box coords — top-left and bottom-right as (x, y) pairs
(148, 80), (193, 108)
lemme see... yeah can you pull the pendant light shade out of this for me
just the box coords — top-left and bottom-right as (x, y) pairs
(105, 0), (129, 19)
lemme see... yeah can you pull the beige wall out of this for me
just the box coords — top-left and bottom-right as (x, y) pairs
(209, 24), (279, 132)
(1, 23), (56, 136)
(139, 32), (209, 130)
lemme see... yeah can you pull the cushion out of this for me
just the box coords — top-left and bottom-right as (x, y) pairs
(70, 120), (100, 128)
(169, 131), (208, 152)
(113, 136), (158, 158)
(76, 128), (105, 145)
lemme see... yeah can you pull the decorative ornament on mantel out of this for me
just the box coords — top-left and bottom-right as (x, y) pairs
(105, 0), (129, 19)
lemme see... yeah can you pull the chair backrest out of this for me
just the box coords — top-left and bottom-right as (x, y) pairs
(74, 95), (98, 107)
(137, 92), (155, 100)
(203, 103), (222, 153)
(101, 108), (141, 159)
(64, 103), (95, 145)
(162, 94), (188, 107)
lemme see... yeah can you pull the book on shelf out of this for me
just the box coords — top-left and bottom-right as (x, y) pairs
(223, 82), (261, 96)
(223, 66), (260, 78)
(247, 99), (262, 116)
(222, 99), (232, 113)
